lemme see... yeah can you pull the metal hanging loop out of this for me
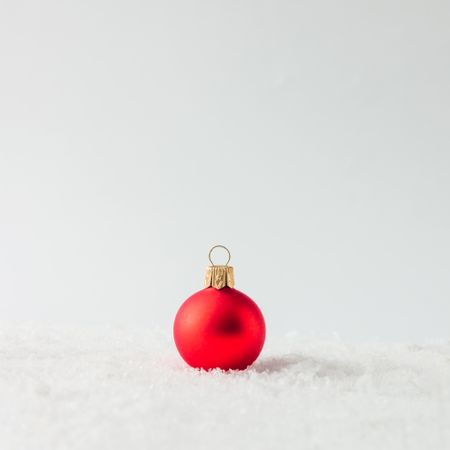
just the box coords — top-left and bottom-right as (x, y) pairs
(208, 245), (231, 266)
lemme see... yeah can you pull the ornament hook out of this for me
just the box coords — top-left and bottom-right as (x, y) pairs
(208, 245), (231, 266)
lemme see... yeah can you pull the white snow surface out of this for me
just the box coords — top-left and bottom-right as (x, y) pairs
(0, 326), (449, 450)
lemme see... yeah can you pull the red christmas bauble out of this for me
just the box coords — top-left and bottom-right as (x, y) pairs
(174, 286), (265, 370)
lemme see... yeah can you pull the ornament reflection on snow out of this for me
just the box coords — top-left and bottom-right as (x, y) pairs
(173, 245), (266, 370)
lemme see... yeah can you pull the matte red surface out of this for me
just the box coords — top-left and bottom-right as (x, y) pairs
(173, 287), (266, 370)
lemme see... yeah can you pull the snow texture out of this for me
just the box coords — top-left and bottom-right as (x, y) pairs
(0, 325), (449, 450)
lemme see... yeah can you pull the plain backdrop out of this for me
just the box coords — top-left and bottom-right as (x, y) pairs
(0, 0), (449, 342)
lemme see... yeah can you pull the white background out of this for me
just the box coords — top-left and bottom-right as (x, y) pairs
(1, 0), (449, 342)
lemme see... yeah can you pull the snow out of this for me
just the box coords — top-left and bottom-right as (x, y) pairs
(0, 326), (449, 450)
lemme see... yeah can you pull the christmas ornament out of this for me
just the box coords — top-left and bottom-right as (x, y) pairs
(173, 245), (266, 370)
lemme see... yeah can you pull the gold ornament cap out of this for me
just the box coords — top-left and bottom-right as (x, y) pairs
(204, 245), (235, 289)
